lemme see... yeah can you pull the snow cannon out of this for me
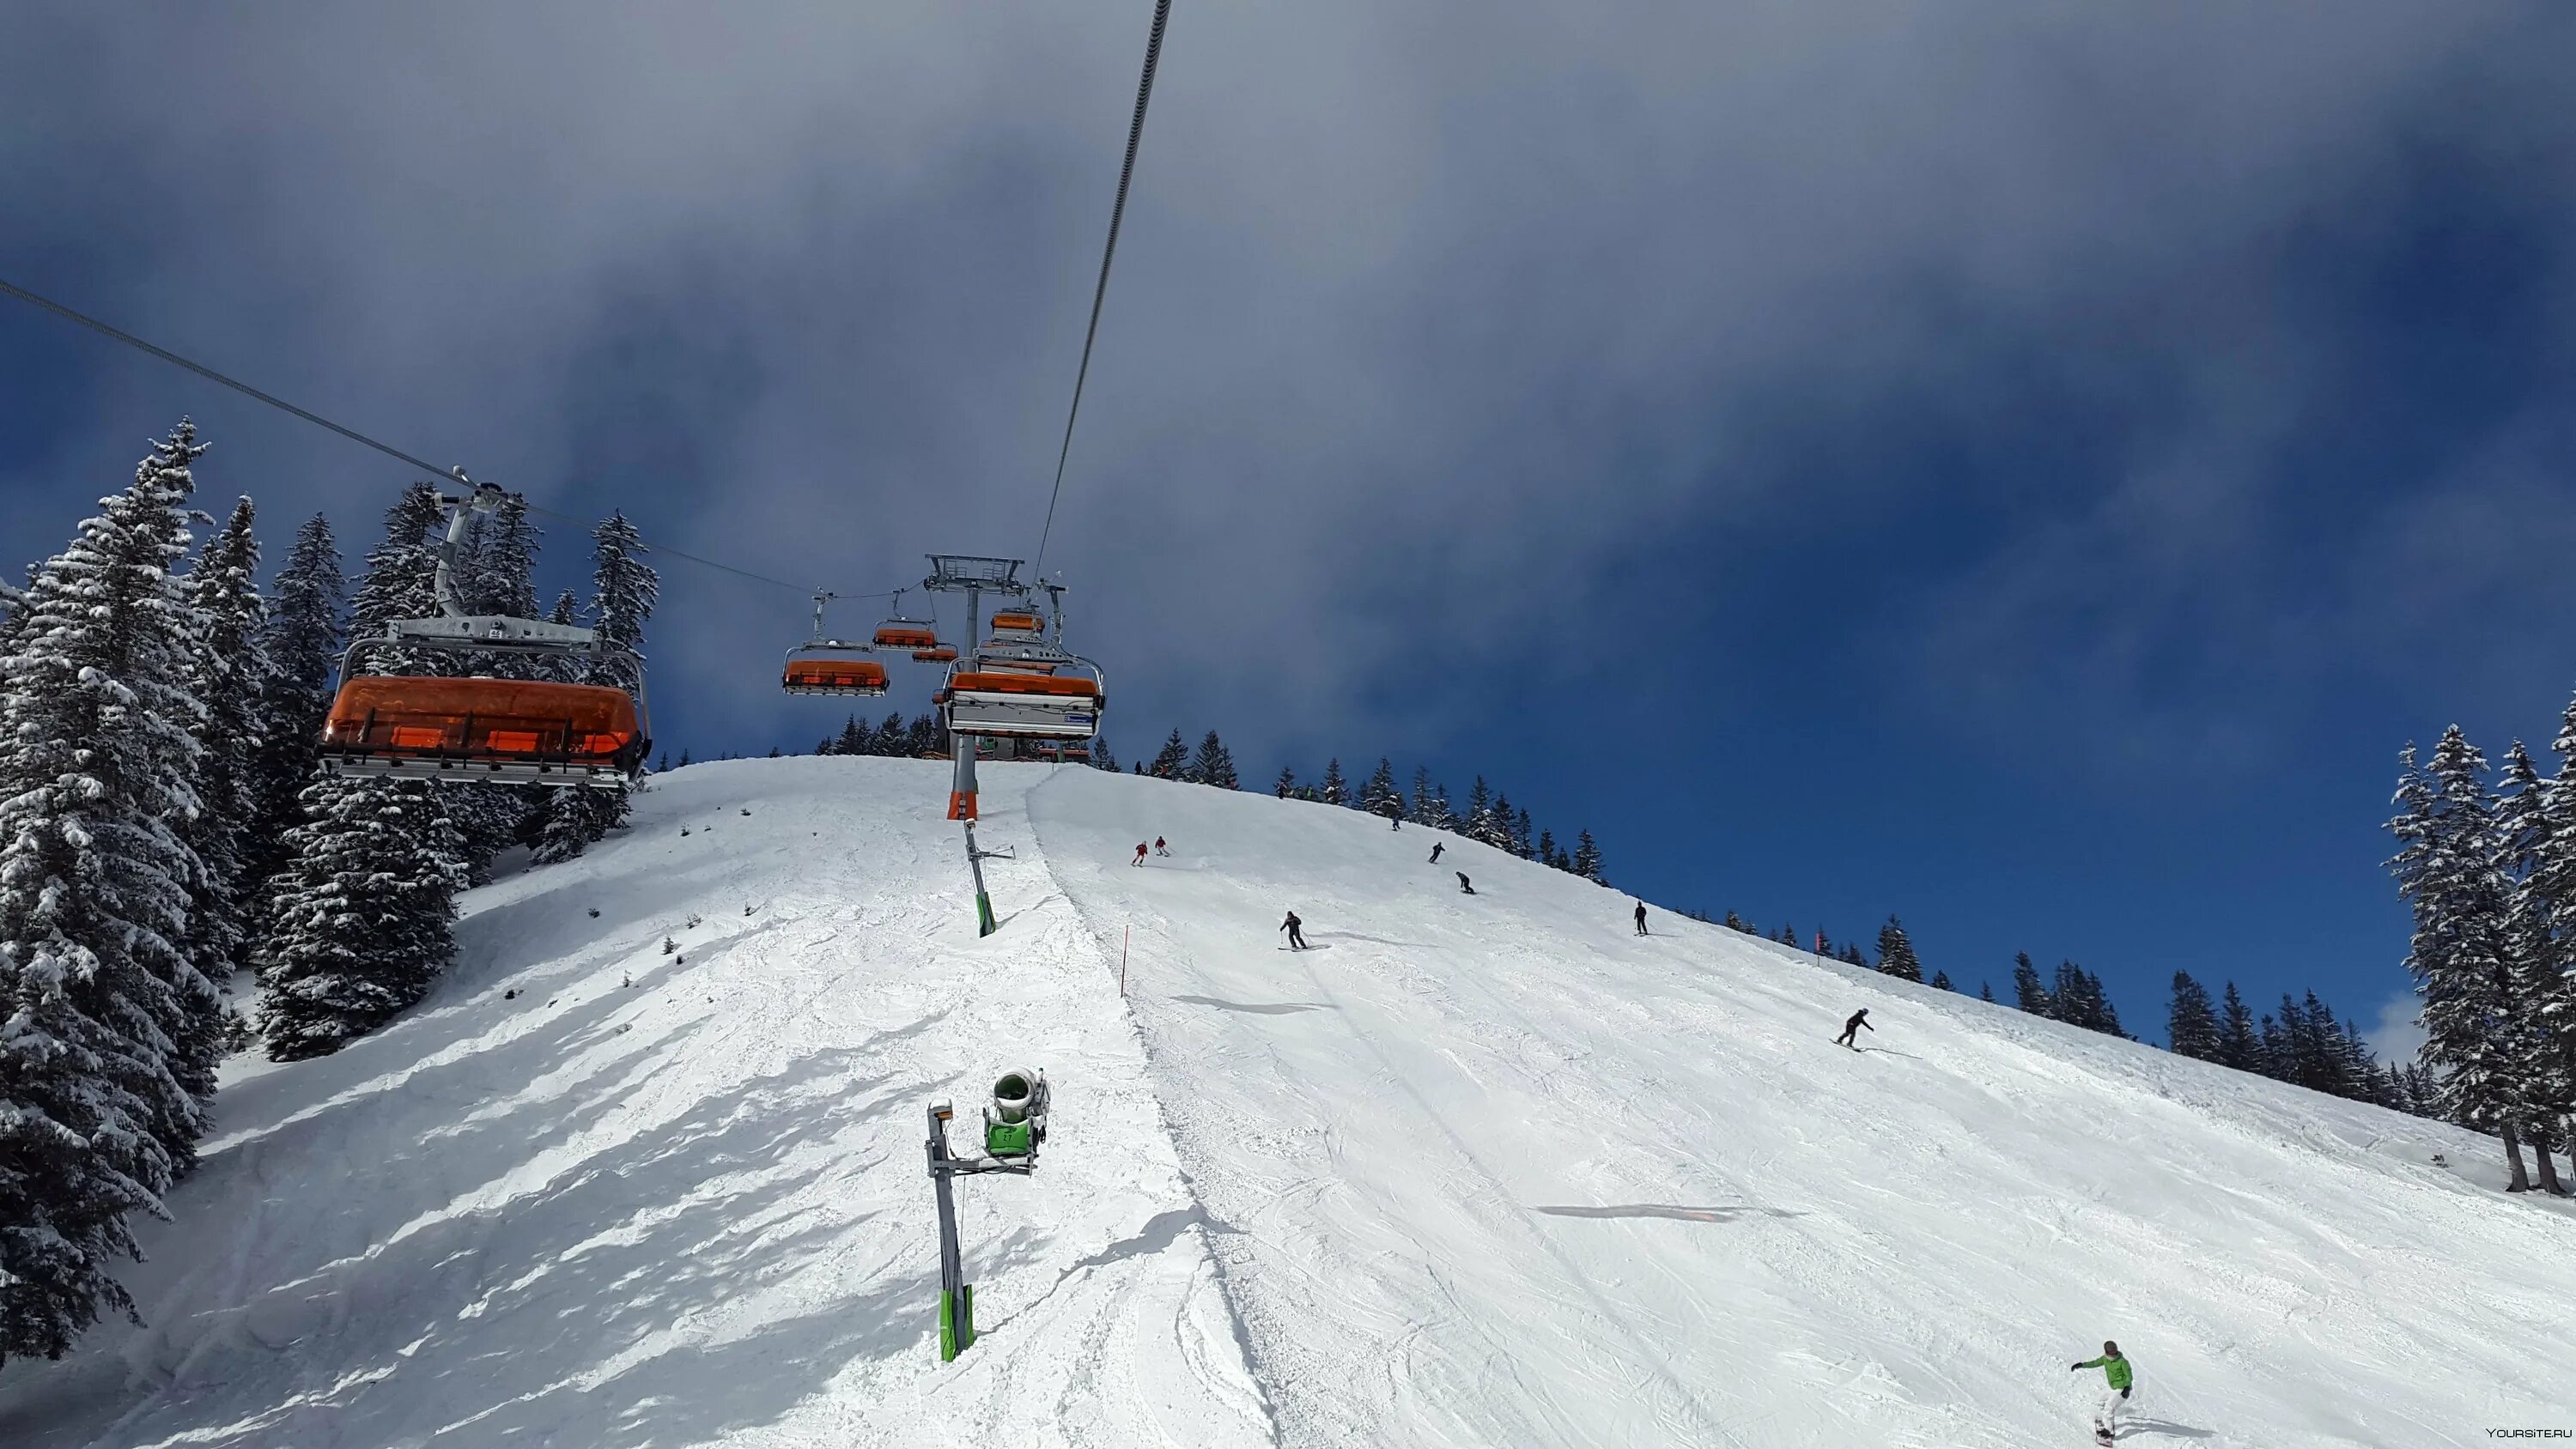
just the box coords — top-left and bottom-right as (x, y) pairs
(983, 1070), (1049, 1159)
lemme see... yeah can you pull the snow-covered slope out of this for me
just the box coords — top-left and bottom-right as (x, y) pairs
(3, 757), (2569, 1448)
(0, 759), (1269, 1449)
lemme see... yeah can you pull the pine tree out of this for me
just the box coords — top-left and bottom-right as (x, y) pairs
(1840, 943), (1868, 967)
(1151, 729), (1189, 779)
(246, 513), (343, 894)
(0, 421), (223, 1360)
(1091, 737), (1119, 772)
(1874, 916), (1923, 983)
(2391, 732), (2533, 1189)
(1514, 808), (1535, 859)
(468, 493), (541, 620)
(257, 774), (466, 1059)
(2217, 981), (2261, 1070)
(2167, 972), (2221, 1061)
(1463, 778), (1497, 845)
(176, 497), (270, 1034)
(907, 713), (943, 758)
(835, 716), (870, 755)
(1275, 766), (1298, 798)
(2493, 739), (2573, 1193)
(1535, 828), (1558, 870)
(1571, 829), (1605, 884)
(1189, 731), (1238, 789)
(1779, 922), (1798, 947)
(1318, 758), (1346, 808)
(1410, 766), (1436, 825)
(2012, 952), (2050, 1016)
(1929, 970), (1953, 991)
(1363, 758), (1402, 822)
(1978, 980), (1996, 1003)
(532, 513), (659, 861)
(1722, 910), (1747, 931)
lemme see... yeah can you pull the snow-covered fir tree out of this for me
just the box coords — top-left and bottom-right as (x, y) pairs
(2390, 731), (2536, 1190)
(1091, 737), (1119, 772)
(1274, 766), (1298, 798)
(446, 497), (545, 881)
(1571, 829), (1604, 884)
(2011, 952), (2050, 1016)
(532, 512), (659, 864)
(0, 422), (224, 1360)
(176, 496), (270, 1012)
(1362, 758), (1401, 822)
(1929, 970), (1954, 991)
(1463, 777), (1498, 846)
(256, 774), (467, 1060)
(2217, 981), (2261, 1070)
(256, 482), (476, 1057)
(2166, 972), (2221, 1062)
(1316, 757), (1346, 808)
(1149, 729), (1189, 779)
(1188, 730), (1238, 789)
(246, 513), (344, 895)
(2493, 738), (2573, 1193)
(1874, 915), (1923, 983)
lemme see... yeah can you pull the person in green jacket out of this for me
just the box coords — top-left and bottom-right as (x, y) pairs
(2070, 1341), (2135, 1440)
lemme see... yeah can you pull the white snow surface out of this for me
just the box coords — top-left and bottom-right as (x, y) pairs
(2, 756), (2568, 1447)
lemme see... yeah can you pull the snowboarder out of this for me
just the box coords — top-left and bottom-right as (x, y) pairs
(1456, 872), (1476, 895)
(1429, 841), (1445, 864)
(1281, 911), (1309, 950)
(1633, 901), (1649, 936)
(2070, 1342), (2134, 1443)
(1834, 1008), (1873, 1048)
(1132, 842), (1148, 868)
(1155, 836), (1170, 856)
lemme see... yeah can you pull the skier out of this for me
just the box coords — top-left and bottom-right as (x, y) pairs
(1155, 836), (1170, 856)
(1280, 911), (1309, 950)
(1388, 810), (1401, 831)
(1456, 872), (1476, 895)
(1429, 841), (1445, 864)
(1834, 1008), (1873, 1048)
(1131, 841), (1148, 868)
(1633, 901), (1649, 936)
(2070, 1342), (2134, 1443)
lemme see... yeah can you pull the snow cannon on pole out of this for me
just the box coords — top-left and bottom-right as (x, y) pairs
(923, 1076), (1048, 1361)
(983, 1070), (1049, 1158)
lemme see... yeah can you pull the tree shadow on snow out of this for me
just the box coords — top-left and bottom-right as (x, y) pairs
(12, 1037), (992, 1449)
(1171, 994), (1336, 1015)
(1531, 1203), (1805, 1223)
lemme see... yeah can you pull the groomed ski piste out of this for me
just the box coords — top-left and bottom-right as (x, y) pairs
(1, 757), (2568, 1447)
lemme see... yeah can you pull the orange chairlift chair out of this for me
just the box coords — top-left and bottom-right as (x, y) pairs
(318, 481), (651, 788)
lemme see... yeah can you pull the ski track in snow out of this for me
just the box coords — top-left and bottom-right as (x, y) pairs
(1, 755), (2569, 1447)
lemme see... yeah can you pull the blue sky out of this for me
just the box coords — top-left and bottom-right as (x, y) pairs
(5, 2), (2573, 1054)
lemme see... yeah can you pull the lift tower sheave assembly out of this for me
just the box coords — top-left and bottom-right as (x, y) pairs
(920, 554), (1025, 826)
(922, 555), (1026, 936)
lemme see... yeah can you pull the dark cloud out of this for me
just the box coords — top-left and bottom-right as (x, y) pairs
(4, 1), (2571, 770)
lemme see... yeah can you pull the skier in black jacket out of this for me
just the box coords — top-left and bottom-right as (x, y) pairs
(1280, 911), (1309, 950)
(1633, 901), (1649, 936)
(1835, 1009), (1874, 1048)
(1456, 872), (1475, 895)
(1429, 841), (1444, 864)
